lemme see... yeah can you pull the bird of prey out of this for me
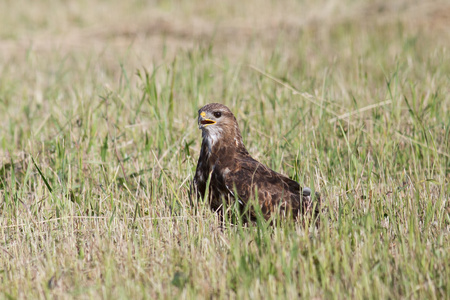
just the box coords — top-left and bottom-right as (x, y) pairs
(192, 103), (320, 222)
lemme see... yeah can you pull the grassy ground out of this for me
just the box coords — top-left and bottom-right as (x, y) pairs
(0, 0), (449, 298)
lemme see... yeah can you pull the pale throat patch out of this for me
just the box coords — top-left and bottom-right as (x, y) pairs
(203, 126), (223, 151)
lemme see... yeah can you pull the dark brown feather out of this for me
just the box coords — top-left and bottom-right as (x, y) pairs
(193, 103), (319, 221)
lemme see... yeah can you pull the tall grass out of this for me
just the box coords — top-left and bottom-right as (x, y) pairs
(0, 0), (449, 298)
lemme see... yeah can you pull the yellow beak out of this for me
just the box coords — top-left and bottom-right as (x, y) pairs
(198, 112), (216, 127)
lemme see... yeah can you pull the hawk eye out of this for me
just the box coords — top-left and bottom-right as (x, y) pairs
(213, 111), (222, 118)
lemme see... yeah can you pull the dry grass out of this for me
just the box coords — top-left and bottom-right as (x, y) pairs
(1, 0), (449, 299)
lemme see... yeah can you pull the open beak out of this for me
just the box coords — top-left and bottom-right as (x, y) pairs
(198, 116), (216, 128)
(198, 112), (216, 128)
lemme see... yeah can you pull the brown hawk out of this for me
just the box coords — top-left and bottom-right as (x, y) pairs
(192, 103), (320, 222)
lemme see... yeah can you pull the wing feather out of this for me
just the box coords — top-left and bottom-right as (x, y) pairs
(223, 156), (306, 218)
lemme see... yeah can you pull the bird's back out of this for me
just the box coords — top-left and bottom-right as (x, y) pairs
(222, 155), (317, 220)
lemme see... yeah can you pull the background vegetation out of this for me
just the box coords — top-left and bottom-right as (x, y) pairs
(0, 0), (449, 298)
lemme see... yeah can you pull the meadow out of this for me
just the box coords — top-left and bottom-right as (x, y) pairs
(0, 0), (449, 298)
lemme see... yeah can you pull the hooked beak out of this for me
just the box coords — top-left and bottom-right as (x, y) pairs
(198, 112), (216, 128)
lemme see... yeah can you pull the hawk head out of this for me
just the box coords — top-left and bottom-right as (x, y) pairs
(198, 103), (244, 150)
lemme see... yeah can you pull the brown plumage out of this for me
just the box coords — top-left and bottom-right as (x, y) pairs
(192, 103), (319, 221)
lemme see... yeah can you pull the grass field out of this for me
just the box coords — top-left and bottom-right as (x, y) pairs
(0, 0), (449, 298)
